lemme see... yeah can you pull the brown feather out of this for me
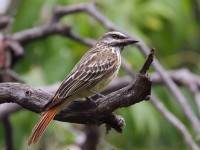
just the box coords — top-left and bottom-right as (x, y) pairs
(42, 49), (117, 110)
(28, 103), (63, 145)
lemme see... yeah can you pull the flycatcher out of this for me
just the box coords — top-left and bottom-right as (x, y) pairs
(28, 31), (138, 145)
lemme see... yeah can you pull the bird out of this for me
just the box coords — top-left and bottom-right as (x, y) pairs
(28, 31), (138, 145)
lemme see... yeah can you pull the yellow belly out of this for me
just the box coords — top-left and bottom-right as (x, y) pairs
(74, 69), (119, 99)
(92, 71), (118, 93)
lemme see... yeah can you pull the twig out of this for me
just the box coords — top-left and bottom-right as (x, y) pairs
(139, 48), (155, 74)
(12, 23), (71, 44)
(152, 68), (200, 114)
(188, 83), (200, 114)
(150, 60), (200, 137)
(0, 69), (24, 83)
(51, 3), (96, 23)
(0, 16), (13, 29)
(151, 95), (199, 150)
(6, 40), (24, 59)
(81, 126), (100, 150)
(0, 35), (10, 69)
(2, 116), (13, 150)
(67, 30), (96, 46)
(0, 104), (21, 119)
(121, 58), (136, 78)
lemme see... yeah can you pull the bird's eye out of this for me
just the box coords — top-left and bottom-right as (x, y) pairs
(111, 34), (118, 38)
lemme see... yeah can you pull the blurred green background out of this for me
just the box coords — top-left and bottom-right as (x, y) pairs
(1, 0), (200, 149)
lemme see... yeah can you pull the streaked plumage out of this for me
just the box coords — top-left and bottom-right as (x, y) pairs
(28, 31), (138, 145)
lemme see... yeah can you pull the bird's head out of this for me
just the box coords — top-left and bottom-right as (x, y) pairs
(97, 31), (139, 50)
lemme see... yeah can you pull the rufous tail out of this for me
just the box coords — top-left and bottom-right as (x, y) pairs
(28, 103), (63, 145)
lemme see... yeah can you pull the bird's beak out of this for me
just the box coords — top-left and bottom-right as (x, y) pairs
(120, 38), (139, 46)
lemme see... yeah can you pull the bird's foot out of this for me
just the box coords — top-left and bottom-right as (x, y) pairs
(86, 97), (93, 102)
(85, 97), (98, 107)
(90, 90), (105, 98)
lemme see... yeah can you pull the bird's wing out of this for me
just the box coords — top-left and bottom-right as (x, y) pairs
(43, 49), (117, 110)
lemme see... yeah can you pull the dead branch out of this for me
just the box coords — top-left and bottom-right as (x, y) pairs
(2, 116), (13, 150)
(0, 48), (153, 132)
(12, 23), (71, 44)
(0, 16), (13, 29)
(151, 95), (199, 150)
(0, 73), (151, 132)
(81, 126), (100, 150)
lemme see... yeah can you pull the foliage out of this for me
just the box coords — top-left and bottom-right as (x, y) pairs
(0, 0), (200, 149)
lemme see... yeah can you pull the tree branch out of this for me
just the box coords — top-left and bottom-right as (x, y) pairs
(12, 23), (71, 44)
(151, 95), (199, 150)
(0, 49), (153, 132)
(0, 73), (151, 132)
(0, 16), (13, 29)
(2, 116), (13, 150)
(81, 126), (100, 150)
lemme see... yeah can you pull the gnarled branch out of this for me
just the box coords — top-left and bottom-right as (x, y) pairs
(0, 48), (153, 132)
(0, 73), (151, 132)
